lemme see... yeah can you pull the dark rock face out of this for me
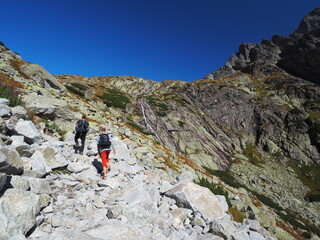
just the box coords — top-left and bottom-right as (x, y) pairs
(206, 7), (320, 84)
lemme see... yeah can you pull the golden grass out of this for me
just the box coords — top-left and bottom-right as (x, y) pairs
(229, 207), (246, 223)
(276, 220), (306, 240)
(0, 72), (24, 88)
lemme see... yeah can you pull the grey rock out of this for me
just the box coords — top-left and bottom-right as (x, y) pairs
(165, 182), (224, 222)
(0, 117), (6, 134)
(11, 135), (34, 157)
(23, 94), (73, 121)
(112, 137), (132, 161)
(20, 63), (66, 93)
(216, 195), (229, 213)
(232, 232), (251, 240)
(0, 132), (12, 145)
(25, 176), (51, 194)
(84, 88), (94, 99)
(192, 215), (206, 228)
(0, 146), (24, 175)
(171, 208), (187, 229)
(243, 219), (261, 232)
(211, 216), (238, 240)
(14, 119), (42, 144)
(37, 229), (100, 240)
(39, 146), (68, 170)
(9, 234), (27, 240)
(85, 219), (149, 240)
(174, 171), (196, 184)
(67, 161), (89, 173)
(0, 103), (11, 118)
(11, 106), (28, 120)
(0, 98), (10, 105)
(0, 189), (44, 238)
(249, 231), (265, 240)
(10, 175), (30, 191)
(28, 150), (50, 177)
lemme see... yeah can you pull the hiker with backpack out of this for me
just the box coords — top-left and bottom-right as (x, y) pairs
(97, 127), (116, 179)
(74, 115), (89, 154)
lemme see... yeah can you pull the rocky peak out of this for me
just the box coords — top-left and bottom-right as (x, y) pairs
(205, 7), (320, 84)
(296, 7), (320, 34)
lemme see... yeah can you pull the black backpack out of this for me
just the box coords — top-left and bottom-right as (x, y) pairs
(75, 120), (87, 133)
(99, 133), (111, 148)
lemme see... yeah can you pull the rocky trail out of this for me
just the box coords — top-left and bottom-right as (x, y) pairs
(26, 135), (275, 240)
(0, 97), (276, 240)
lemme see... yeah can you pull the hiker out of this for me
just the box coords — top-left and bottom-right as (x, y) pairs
(74, 115), (89, 154)
(97, 127), (116, 179)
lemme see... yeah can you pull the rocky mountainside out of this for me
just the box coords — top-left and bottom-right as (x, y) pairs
(0, 7), (320, 240)
(0, 51), (281, 240)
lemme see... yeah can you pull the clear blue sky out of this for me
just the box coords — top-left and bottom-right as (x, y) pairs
(1, 0), (319, 81)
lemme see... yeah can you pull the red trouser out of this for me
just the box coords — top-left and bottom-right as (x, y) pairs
(100, 150), (111, 168)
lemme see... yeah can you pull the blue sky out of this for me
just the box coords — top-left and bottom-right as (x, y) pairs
(1, 0), (319, 81)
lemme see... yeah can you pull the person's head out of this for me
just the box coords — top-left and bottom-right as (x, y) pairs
(100, 127), (106, 132)
(82, 115), (86, 120)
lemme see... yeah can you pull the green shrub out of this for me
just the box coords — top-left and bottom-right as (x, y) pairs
(204, 165), (320, 237)
(243, 144), (264, 166)
(309, 224), (320, 238)
(290, 108), (304, 115)
(178, 121), (185, 127)
(66, 85), (85, 97)
(203, 166), (247, 189)
(127, 121), (148, 134)
(52, 168), (72, 174)
(302, 231), (312, 239)
(45, 120), (67, 141)
(156, 111), (167, 117)
(0, 83), (21, 107)
(98, 89), (130, 110)
(287, 161), (320, 201)
(251, 190), (284, 212)
(70, 82), (88, 91)
(147, 95), (169, 111)
(277, 211), (306, 230)
(173, 98), (187, 106)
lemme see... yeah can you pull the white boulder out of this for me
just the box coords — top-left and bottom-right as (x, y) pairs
(165, 182), (224, 222)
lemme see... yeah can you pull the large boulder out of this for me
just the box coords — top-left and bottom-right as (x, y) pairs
(11, 106), (28, 120)
(0, 189), (47, 238)
(38, 146), (68, 170)
(11, 135), (34, 157)
(20, 63), (66, 93)
(111, 136), (131, 161)
(24, 94), (73, 121)
(0, 133), (12, 145)
(0, 98), (11, 118)
(165, 182), (224, 222)
(10, 176), (51, 194)
(25, 150), (51, 178)
(0, 146), (24, 175)
(14, 119), (42, 144)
